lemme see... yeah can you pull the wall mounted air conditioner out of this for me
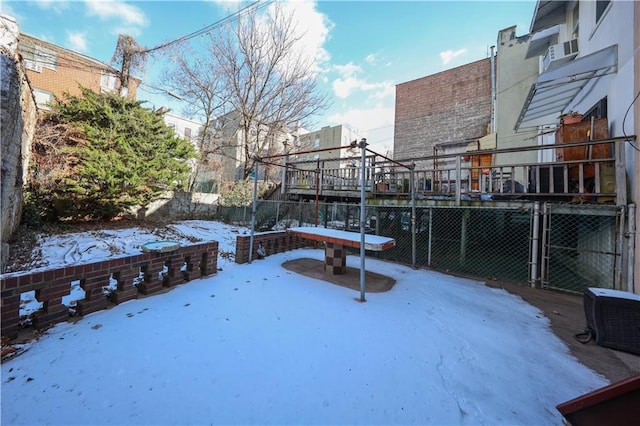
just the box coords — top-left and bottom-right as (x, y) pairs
(543, 39), (579, 72)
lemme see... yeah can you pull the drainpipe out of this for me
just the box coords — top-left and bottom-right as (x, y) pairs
(490, 45), (496, 133)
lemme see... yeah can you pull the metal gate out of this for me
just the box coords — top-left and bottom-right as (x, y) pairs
(539, 203), (623, 293)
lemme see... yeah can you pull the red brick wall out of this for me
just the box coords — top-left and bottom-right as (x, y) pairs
(1, 241), (217, 339)
(20, 34), (140, 101)
(235, 231), (313, 264)
(394, 58), (492, 164)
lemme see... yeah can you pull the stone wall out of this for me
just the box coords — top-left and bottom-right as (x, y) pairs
(139, 191), (221, 220)
(1, 15), (37, 269)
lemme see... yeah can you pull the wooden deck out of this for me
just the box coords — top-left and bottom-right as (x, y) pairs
(279, 136), (628, 207)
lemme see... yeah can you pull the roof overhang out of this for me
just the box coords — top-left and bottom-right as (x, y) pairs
(525, 24), (561, 59)
(515, 45), (618, 131)
(530, 1), (569, 33)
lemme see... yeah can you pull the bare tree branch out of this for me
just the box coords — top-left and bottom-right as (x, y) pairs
(164, 2), (330, 183)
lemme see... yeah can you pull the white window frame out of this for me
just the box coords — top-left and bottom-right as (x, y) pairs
(100, 72), (118, 93)
(33, 88), (53, 110)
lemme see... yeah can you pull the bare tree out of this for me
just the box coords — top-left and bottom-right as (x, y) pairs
(163, 2), (329, 182)
(111, 35), (146, 98)
(161, 43), (233, 191)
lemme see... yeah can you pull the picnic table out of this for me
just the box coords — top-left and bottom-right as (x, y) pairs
(288, 227), (395, 275)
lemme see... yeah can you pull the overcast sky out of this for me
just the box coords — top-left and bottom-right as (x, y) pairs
(2, 0), (536, 154)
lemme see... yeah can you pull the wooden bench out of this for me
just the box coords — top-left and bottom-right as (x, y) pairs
(288, 227), (395, 275)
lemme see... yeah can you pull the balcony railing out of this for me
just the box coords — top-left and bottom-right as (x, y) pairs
(281, 136), (631, 206)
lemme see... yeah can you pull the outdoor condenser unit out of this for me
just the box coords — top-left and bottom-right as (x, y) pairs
(583, 287), (640, 355)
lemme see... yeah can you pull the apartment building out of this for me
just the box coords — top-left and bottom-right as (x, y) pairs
(293, 124), (363, 168)
(17, 31), (139, 109)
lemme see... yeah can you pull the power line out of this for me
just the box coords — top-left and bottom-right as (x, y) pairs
(141, 0), (274, 55)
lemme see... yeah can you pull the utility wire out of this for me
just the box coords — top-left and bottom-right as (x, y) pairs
(622, 89), (640, 152)
(141, 0), (274, 55)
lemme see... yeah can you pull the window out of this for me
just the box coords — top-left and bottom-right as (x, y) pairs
(583, 97), (608, 121)
(33, 89), (53, 110)
(314, 137), (320, 148)
(22, 45), (57, 72)
(596, 0), (610, 23)
(184, 127), (192, 138)
(100, 72), (118, 93)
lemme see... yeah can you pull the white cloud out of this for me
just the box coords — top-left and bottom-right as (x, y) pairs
(0, 2), (17, 18)
(85, 0), (147, 27)
(279, 0), (334, 69)
(440, 48), (467, 65)
(207, 0), (242, 12)
(333, 76), (361, 99)
(327, 106), (395, 154)
(365, 54), (377, 65)
(67, 32), (88, 52)
(332, 63), (362, 98)
(332, 62), (394, 100)
(33, 0), (69, 13)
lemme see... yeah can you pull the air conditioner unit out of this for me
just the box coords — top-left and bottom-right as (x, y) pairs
(543, 39), (579, 71)
(583, 287), (640, 355)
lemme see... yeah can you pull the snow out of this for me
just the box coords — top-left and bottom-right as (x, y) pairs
(1, 220), (608, 425)
(289, 226), (395, 251)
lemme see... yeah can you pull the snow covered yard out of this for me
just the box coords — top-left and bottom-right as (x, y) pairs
(1, 221), (608, 425)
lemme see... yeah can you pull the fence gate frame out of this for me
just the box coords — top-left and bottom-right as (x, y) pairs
(538, 202), (624, 293)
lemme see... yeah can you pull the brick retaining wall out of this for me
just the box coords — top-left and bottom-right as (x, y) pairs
(1, 241), (218, 339)
(235, 231), (314, 264)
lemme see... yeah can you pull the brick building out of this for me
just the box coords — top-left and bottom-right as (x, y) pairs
(18, 32), (140, 109)
(393, 58), (492, 169)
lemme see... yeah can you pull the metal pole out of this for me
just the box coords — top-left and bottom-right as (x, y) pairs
(411, 162), (417, 267)
(359, 138), (368, 302)
(428, 208), (433, 267)
(540, 202), (549, 288)
(530, 202), (540, 287)
(249, 159), (258, 264)
(615, 205), (626, 290)
(455, 154), (461, 206)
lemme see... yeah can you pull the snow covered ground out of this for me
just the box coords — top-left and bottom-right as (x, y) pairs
(1, 220), (608, 425)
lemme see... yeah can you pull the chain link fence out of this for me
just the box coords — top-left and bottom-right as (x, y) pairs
(541, 204), (622, 293)
(210, 200), (621, 293)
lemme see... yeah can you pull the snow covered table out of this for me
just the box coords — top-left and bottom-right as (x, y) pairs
(288, 227), (395, 275)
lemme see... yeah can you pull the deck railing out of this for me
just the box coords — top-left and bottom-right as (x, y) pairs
(282, 136), (631, 206)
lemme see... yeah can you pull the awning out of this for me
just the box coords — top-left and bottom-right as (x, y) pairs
(467, 133), (496, 151)
(515, 45), (618, 131)
(530, 1), (569, 33)
(525, 24), (561, 59)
